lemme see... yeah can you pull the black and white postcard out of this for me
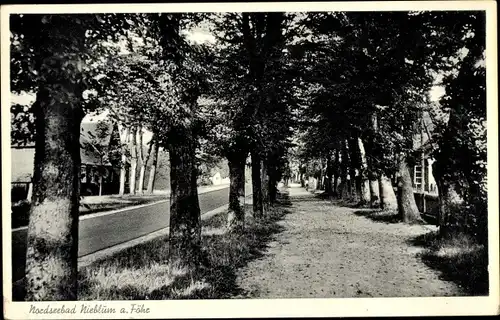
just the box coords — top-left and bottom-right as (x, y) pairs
(1, 1), (498, 318)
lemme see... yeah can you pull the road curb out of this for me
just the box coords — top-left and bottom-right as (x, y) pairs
(11, 185), (232, 232)
(78, 202), (232, 268)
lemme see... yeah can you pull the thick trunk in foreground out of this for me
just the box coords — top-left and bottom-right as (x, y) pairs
(146, 142), (159, 194)
(227, 152), (247, 230)
(397, 155), (421, 223)
(251, 151), (263, 218)
(25, 85), (83, 301)
(379, 174), (397, 210)
(168, 129), (201, 269)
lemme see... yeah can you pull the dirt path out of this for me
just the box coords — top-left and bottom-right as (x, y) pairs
(235, 186), (463, 298)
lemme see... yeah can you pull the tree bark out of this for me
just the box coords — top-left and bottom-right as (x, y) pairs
(332, 148), (340, 198)
(251, 150), (263, 218)
(25, 84), (83, 301)
(137, 166), (146, 195)
(261, 159), (270, 214)
(347, 139), (360, 202)
(397, 154), (421, 223)
(357, 138), (371, 205)
(227, 152), (247, 230)
(379, 173), (397, 210)
(146, 142), (159, 194)
(167, 128), (201, 270)
(369, 178), (380, 208)
(339, 141), (350, 200)
(118, 127), (129, 196)
(138, 133), (155, 195)
(325, 153), (334, 199)
(366, 111), (381, 207)
(268, 168), (278, 204)
(128, 126), (138, 195)
(137, 126), (144, 194)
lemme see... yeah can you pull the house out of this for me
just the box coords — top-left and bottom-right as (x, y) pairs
(409, 109), (446, 219)
(410, 110), (440, 195)
(11, 120), (122, 202)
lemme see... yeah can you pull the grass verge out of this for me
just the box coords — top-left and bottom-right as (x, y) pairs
(410, 231), (488, 296)
(77, 195), (289, 300)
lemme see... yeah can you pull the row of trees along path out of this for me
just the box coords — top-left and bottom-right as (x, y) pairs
(10, 12), (486, 300)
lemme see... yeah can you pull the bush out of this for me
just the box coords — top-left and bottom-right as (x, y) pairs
(12, 200), (31, 228)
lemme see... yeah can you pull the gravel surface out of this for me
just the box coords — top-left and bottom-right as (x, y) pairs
(235, 186), (463, 298)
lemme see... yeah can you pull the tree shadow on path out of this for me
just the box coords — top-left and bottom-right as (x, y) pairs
(199, 195), (291, 299)
(407, 232), (488, 296)
(353, 209), (403, 224)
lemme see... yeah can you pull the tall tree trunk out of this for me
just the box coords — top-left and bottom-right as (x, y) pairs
(261, 159), (270, 214)
(397, 154), (421, 223)
(138, 166), (146, 195)
(98, 176), (103, 196)
(137, 126), (144, 194)
(347, 139), (360, 202)
(118, 127), (130, 196)
(251, 150), (263, 218)
(349, 169), (359, 202)
(379, 173), (397, 210)
(128, 126), (138, 195)
(168, 128), (201, 270)
(357, 138), (371, 205)
(325, 154), (334, 199)
(227, 152), (247, 230)
(146, 142), (159, 194)
(138, 134), (155, 195)
(268, 178), (276, 203)
(369, 177), (380, 208)
(25, 85), (83, 301)
(332, 148), (340, 198)
(268, 165), (278, 204)
(365, 143), (380, 208)
(367, 111), (382, 207)
(340, 141), (350, 200)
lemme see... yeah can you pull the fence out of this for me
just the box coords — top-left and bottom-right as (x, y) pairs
(414, 192), (439, 225)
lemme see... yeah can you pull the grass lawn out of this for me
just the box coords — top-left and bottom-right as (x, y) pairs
(77, 195), (289, 300)
(410, 230), (489, 295)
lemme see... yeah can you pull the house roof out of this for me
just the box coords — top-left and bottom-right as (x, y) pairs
(11, 120), (117, 183)
(413, 109), (442, 153)
(80, 121), (115, 166)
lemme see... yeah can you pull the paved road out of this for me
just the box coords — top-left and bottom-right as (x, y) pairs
(12, 186), (242, 282)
